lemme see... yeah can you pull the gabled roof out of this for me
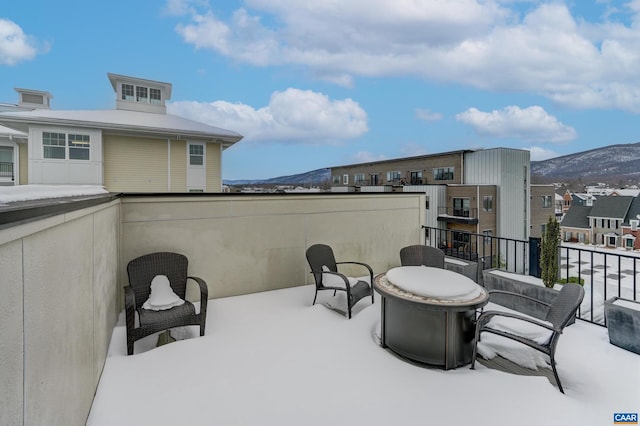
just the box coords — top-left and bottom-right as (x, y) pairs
(623, 196), (640, 225)
(588, 196), (633, 219)
(0, 109), (243, 147)
(0, 123), (27, 139)
(561, 205), (592, 228)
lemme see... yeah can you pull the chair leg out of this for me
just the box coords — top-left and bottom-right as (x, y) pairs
(550, 353), (564, 393)
(470, 329), (482, 369)
(312, 290), (318, 306)
(200, 319), (206, 337)
(127, 338), (134, 356)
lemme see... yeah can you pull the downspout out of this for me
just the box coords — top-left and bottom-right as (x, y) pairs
(167, 139), (171, 191)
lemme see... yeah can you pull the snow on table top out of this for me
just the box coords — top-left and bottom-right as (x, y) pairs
(385, 266), (482, 301)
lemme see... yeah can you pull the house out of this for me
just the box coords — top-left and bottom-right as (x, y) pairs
(330, 148), (540, 246)
(561, 195), (638, 249)
(0, 74), (243, 192)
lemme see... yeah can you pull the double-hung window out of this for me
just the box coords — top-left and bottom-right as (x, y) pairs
(542, 195), (552, 208)
(43, 132), (90, 160)
(433, 167), (454, 181)
(189, 144), (204, 165)
(150, 88), (161, 105)
(483, 196), (493, 211)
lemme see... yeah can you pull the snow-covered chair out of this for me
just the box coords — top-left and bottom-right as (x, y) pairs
(124, 252), (208, 355)
(400, 245), (445, 268)
(470, 283), (585, 393)
(306, 244), (374, 319)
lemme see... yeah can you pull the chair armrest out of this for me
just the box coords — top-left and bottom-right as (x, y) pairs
(187, 276), (208, 314)
(335, 261), (374, 283)
(124, 285), (136, 330)
(309, 270), (353, 293)
(477, 309), (559, 333)
(488, 290), (552, 308)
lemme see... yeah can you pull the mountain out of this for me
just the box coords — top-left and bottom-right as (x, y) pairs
(531, 142), (640, 185)
(224, 168), (331, 186)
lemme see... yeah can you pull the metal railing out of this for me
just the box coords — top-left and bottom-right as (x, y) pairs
(0, 162), (14, 179)
(423, 226), (640, 326)
(436, 207), (479, 219)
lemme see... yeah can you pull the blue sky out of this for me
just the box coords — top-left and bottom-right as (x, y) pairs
(1, 0), (639, 180)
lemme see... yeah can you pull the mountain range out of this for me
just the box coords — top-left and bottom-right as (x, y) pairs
(223, 142), (640, 187)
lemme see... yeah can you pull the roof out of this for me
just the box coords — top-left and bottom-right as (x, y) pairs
(561, 205), (592, 228)
(0, 123), (27, 139)
(623, 196), (640, 225)
(588, 195), (633, 219)
(0, 109), (243, 146)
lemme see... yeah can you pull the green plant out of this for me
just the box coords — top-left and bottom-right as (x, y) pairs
(540, 216), (560, 288)
(557, 276), (585, 286)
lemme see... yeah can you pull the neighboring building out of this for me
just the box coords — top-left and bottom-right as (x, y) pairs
(0, 74), (243, 192)
(621, 197), (640, 250)
(330, 148), (532, 247)
(561, 195), (639, 249)
(530, 184), (557, 238)
(0, 124), (27, 186)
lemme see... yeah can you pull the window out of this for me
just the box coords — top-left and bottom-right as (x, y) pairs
(433, 167), (454, 181)
(332, 175), (341, 185)
(425, 196), (430, 210)
(343, 174), (349, 185)
(608, 235), (616, 246)
(542, 195), (552, 208)
(578, 233), (585, 243)
(122, 84), (134, 101)
(631, 220), (639, 231)
(68, 134), (90, 160)
(483, 196), (493, 211)
(483, 230), (493, 245)
(150, 88), (161, 105)
(410, 171), (422, 185)
(189, 144), (204, 165)
(354, 173), (366, 185)
(565, 231), (573, 241)
(43, 132), (66, 159)
(136, 86), (148, 102)
(370, 174), (379, 185)
(387, 171), (401, 183)
(453, 198), (470, 217)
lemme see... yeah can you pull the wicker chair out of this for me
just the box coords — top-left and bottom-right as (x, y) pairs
(125, 252), (208, 355)
(399, 245), (445, 268)
(306, 244), (374, 319)
(470, 283), (585, 393)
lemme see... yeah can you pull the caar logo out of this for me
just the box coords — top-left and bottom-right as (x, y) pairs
(614, 413), (638, 424)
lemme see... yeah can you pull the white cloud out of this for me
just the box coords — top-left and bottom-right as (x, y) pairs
(415, 108), (443, 122)
(527, 146), (559, 161)
(0, 19), (45, 66)
(455, 105), (577, 143)
(352, 151), (388, 163)
(168, 88), (368, 144)
(169, 1), (640, 112)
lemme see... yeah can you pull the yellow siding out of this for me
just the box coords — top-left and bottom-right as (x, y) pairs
(206, 143), (222, 192)
(103, 136), (168, 192)
(170, 140), (187, 192)
(19, 143), (28, 184)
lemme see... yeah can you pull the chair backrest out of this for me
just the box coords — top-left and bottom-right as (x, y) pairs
(544, 283), (585, 330)
(127, 252), (189, 305)
(400, 245), (445, 268)
(306, 244), (337, 287)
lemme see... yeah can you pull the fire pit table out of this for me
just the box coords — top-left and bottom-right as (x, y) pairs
(374, 266), (489, 370)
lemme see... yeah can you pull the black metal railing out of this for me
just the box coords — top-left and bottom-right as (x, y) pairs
(0, 162), (14, 180)
(423, 226), (640, 326)
(436, 207), (479, 219)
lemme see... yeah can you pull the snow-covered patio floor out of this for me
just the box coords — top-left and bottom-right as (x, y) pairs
(87, 285), (640, 426)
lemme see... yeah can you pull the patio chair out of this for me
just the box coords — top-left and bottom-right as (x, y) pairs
(306, 244), (374, 319)
(400, 245), (445, 268)
(124, 252), (208, 355)
(470, 283), (585, 393)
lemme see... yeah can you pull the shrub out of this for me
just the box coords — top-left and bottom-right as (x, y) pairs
(558, 276), (585, 286)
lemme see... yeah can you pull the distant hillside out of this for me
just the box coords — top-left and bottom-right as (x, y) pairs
(531, 142), (640, 185)
(224, 168), (331, 186)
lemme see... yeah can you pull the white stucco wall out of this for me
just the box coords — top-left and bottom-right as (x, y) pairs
(0, 200), (120, 426)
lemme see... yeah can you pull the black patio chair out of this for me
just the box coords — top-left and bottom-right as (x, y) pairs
(125, 252), (208, 355)
(400, 245), (445, 268)
(470, 283), (585, 393)
(306, 244), (374, 319)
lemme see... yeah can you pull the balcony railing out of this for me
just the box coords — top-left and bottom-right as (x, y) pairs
(423, 225), (640, 326)
(0, 162), (14, 180)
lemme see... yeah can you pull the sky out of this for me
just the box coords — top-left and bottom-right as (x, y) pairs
(85, 283), (640, 426)
(1, 0), (639, 180)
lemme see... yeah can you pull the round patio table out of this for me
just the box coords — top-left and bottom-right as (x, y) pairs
(374, 266), (489, 370)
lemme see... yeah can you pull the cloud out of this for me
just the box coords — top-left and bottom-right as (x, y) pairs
(527, 146), (559, 161)
(455, 105), (577, 143)
(169, 1), (640, 112)
(0, 18), (46, 66)
(168, 88), (368, 143)
(352, 151), (388, 163)
(416, 108), (443, 122)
